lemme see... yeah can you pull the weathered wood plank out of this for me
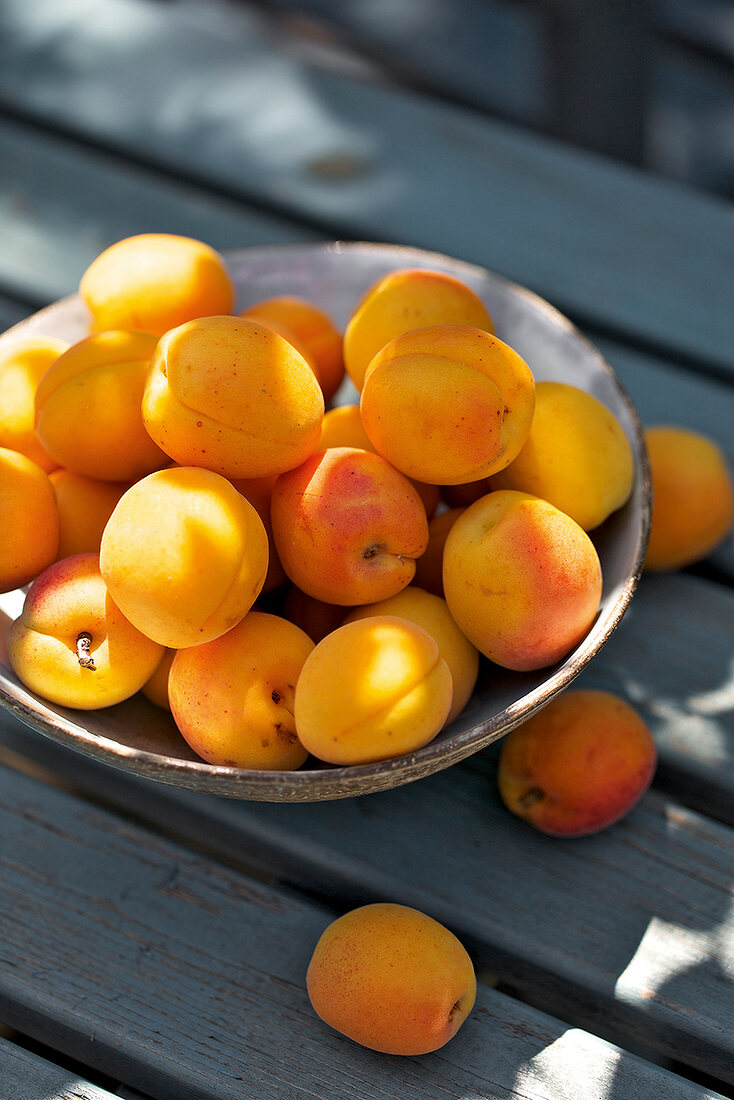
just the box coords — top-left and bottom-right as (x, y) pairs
(0, 115), (319, 313)
(0, 1036), (123, 1100)
(0, 765), (728, 1100)
(1, 0), (733, 374)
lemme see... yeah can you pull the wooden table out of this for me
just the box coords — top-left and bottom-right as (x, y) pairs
(1, 2), (733, 1097)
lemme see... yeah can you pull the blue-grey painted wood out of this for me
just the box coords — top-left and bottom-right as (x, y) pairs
(0, 1036), (123, 1099)
(0, 116), (319, 312)
(0, 764), (728, 1100)
(0, 0), (733, 375)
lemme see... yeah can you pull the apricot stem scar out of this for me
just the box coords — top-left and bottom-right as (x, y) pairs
(75, 632), (96, 670)
(363, 542), (386, 559)
(518, 786), (545, 808)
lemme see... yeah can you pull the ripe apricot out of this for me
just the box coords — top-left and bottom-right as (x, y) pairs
(79, 233), (235, 336)
(343, 267), (494, 391)
(294, 615), (452, 765)
(443, 490), (602, 671)
(271, 447), (429, 606)
(169, 610), (313, 769)
(307, 902), (476, 1055)
(229, 474), (287, 593)
(361, 325), (535, 485)
(282, 586), (348, 644)
(345, 587), (479, 724)
(7, 553), (164, 709)
(142, 315), (324, 479)
(0, 447), (59, 593)
(497, 690), (657, 836)
(319, 403), (440, 517)
(412, 506), (464, 596)
(141, 647), (175, 710)
(99, 466), (269, 648)
(644, 426), (734, 571)
(0, 336), (68, 471)
(240, 295), (344, 403)
(491, 381), (634, 530)
(35, 330), (168, 482)
(50, 469), (129, 559)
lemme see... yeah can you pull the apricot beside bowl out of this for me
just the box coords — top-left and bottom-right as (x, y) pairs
(0, 242), (651, 801)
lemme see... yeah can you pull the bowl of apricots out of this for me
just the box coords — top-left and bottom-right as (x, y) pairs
(0, 236), (651, 800)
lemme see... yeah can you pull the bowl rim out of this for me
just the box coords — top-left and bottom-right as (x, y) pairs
(0, 239), (652, 801)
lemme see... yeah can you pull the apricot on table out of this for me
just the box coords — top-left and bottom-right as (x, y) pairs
(7, 553), (164, 709)
(79, 232), (235, 336)
(644, 426), (734, 571)
(99, 465), (269, 648)
(443, 490), (602, 671)
(142, 315), (324, 479)
(294, 615), (452, 765)
(490, 381), (635, 530)
(0, 447), (59, 593)
(343, 267), (494, 391)
(497, 689), (657, 837)
(345, 587), (479, 725)
(50, 469), (130, 560)
(169, 610), (313, 769)
(35, 330), (168, 482)
(240, 295), (344, 403)
(360, 325), (535, 486)
(306, 902), (476, 1055)
(0, 336), (68, 471)
(271, 447), (429, 606)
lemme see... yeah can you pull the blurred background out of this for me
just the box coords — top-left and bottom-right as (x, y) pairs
(0, 0), (732, 332)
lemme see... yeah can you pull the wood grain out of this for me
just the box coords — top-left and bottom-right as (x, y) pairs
(0, 765), (728, 1100)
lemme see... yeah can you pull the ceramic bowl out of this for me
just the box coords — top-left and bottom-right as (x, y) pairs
(0, 242), (651, 800)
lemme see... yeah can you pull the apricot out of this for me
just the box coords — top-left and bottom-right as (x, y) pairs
(79, 232), (235, 336)
(361, 325), (535, 485)
(497, 689), (657, 836)
(294, 615), (452, 765)
(343, 267), (494, 391)
(319, 403), (440, 517)
(345, 587), (479, 724)
(141, 647), (175, 710)
(50, 470), (129, 559)
(412, 506), (464, 596)
(7, 553), (164, 709)
(169, 610), (313, 769)
(271, 447), (429, 606)
(229, 474), (287, 592)
(34, 330), (168, 482)
(0, 336), (68, 471)
(0, 447), (59, 593)
(644, 426), (734, 571)
(443, 490), (602, 671)
(240, 295), (344, 403)
(318, 403), (373, 452)
(491, 381), (635, 530)
(282, 585), (348, 644)
(142, 315), (324, 479)
(306, 902), (476, 1055)
(99, 466), (269, 648)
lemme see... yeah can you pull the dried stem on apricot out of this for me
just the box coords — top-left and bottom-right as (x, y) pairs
(75, 631), (96, 670)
